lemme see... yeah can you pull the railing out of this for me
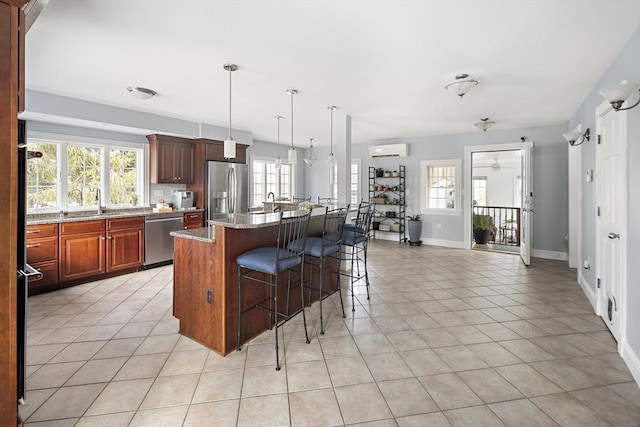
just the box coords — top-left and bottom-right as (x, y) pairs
(473, 205), (521, 246)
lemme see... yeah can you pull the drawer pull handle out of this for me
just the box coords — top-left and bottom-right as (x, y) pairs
(26, 244), (40, 248)
(26, 230), (41, 234)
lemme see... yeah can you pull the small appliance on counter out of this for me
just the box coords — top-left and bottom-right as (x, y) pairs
(172, 190), (194, 210)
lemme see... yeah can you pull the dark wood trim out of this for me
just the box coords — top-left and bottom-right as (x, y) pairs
(0, 3), (22, 425)
(1, 1), (28, 7)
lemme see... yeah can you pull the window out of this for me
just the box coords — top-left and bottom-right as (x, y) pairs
(250, 156), (295, 206)
(26, 134), (145, 212)
(351, 158), (361, 204)
(473, 176), (487, 206)
(329, 164), (338, 200)
(421, 159), (461, 215)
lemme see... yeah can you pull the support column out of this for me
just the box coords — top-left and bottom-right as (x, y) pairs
(335, 113), (352, 204)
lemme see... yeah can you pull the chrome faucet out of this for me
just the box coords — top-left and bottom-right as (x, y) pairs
(96, 188), (102, 214)
(267, 191), (275, 202)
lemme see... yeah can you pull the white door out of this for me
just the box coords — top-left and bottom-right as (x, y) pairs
(520, 142), (534, 266)
(596, 106), (626, 342)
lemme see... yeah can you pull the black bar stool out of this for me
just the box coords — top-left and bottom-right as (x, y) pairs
(341, 201), (374, 310)
(236, 210), (311, 371)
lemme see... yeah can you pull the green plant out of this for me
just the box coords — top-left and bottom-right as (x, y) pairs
(275, 196), (289, 201)
(473, 214), (493, 231)
(378, 192), (389, 200)
(407, 214), (421, 221)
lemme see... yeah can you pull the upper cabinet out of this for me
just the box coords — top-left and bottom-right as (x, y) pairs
(200, 139), (248, 164)
(147, 134), (196, 184)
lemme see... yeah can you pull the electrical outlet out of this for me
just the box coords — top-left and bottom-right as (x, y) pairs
(207, 290), (213, 304)
(154, 190), (164, 197)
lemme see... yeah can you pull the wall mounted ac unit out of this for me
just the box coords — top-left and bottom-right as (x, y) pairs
(369, 143), (408, 158)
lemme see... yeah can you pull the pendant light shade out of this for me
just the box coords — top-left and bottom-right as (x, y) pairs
(474, 117), (495, 132)
(223, 63), (238, 159)
(287, 89), (297, 164)
(274, 115), (283, 170)
(445, 73), (479, 98)
(327, 106), (337, 167)
(303, 138), (318, 166)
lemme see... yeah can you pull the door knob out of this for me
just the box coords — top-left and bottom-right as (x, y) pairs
(608, 232), (620, 239)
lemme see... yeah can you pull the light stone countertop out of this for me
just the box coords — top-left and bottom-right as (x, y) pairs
(27, 208), (204, 225)
(170, 226), (216, 243)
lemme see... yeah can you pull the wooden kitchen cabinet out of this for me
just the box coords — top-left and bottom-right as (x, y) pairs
(183, 211), (204, 229)
(202, 139), (248, 163)
(147, 134), (195, 184)
(26, 223), (59, 290)
(59, 220), (105, 282)
(106, 217), (144, 271)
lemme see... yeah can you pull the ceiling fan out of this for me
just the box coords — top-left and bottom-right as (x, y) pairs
(474, 158), (519, 171)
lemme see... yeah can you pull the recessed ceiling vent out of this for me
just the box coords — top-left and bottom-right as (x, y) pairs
(369, 143), (408, 158)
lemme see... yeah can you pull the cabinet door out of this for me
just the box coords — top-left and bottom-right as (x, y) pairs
(157, 140), (178, 183)
(59, 231), (105, 281)
(106, 227), (144, 272)
(29, 260), (58, 290)
(175, 142), (195, 183)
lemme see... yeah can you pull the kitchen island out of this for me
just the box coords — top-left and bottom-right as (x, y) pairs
(171, 209), (339, 355)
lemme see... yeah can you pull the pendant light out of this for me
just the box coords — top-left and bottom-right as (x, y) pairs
(274, 115), (283, 170)
(303, 138), (318, 166)
(286, 89), (298, 164)
(223, 63), (238, 159)
(327, 106), (337, 167)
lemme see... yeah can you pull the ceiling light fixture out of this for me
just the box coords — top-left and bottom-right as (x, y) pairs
(598, 81), (640, 111)
(445, 73), (478, 98)
(327, 106), (337, 168)
(126, 86), (157, 100)
(303, 138), (318, 166)
(223, 63), (238, 159)
(287, 89), (298, 164)
(475, 118), (495, 132)
(274, 115), (283, 170)
(563, 128), (590, 146)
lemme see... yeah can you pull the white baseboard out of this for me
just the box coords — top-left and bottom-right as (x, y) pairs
(421, 237), (466, 249)
(577, 270), (597, 310)
(622, 339), (640, 386)
(532, 249), (567, 261)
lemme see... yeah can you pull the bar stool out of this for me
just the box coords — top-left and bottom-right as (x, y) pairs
(317, 196), (338, 205)
(293, 205), (349, 334)
(340, 201), (374, 310)
(236, 210), (311, 371)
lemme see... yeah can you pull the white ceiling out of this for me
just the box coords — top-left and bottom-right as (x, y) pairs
(25, 0), (640, 147)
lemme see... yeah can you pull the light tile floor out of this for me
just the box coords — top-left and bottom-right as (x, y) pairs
(21, 242), (640, 426)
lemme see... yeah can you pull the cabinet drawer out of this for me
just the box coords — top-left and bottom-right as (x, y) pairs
(107, 216), (144, 231)
(26, 223), (58, 238)
(29, 260), (58, 289)
(184, 221), (202, 230)
(184, 211), (203, 221)
(26, 236), (58, 263)
(60, 220), (105, 235)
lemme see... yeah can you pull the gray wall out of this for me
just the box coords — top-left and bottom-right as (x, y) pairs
(306, 125), (567, 252)
(567, 25), (640, 368)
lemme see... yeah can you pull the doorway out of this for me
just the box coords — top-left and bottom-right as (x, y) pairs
(464, 142), (534, 265)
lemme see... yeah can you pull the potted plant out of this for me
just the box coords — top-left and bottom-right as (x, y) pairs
(473, 214), (493, 244)
(375, 167), (384, 178)
(384, 170), (392, 178)
(407, 214), (422, 245)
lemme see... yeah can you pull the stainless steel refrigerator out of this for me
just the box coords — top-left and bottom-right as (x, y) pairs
(205, 161), (248, 221)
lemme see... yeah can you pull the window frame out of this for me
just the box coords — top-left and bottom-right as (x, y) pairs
(26, 131), (147, 213)
(420, 158), (462, 215)
(472, 176), (487, 207)
(249, 154), (296, 207)
(351, 158), (361, 205)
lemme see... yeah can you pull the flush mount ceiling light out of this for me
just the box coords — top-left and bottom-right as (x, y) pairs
(563, 128), (590, 146)
(287, 89), (298, 164)
(303, 138), (318, 166)
(223, 63), (238, 159)
(445, 73), (478, 98)
(599, 81), (640, 111)
(327, 106), (337, 168)
(126, 86), (157, 100)
(274, 115), (283, 170)
(475, 118), (495, 132)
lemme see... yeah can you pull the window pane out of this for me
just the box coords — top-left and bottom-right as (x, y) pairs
(425, 162), (457, 211)
(110, 149), (139, 205)
(67, 145), (101, 207)
(26, 141), (58, 209)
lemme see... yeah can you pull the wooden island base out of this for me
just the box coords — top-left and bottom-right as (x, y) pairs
(172, 214), (338, 356)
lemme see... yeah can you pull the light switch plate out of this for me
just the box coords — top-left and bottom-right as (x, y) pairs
(586, 170), (593, 182)
(154, 190), (164, 196)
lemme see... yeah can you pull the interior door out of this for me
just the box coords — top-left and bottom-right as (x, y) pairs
(597, 107), (626, 342)
(520, 142), (534, 265)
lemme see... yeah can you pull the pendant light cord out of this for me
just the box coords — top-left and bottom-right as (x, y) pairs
(228, 67), (232, 138)
(330, 107), (334, 155)
(276, 116), (280, 157)
(290, 92), (294, 149)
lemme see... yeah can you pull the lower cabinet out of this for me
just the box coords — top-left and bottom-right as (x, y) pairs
(26, 223), (59, 291)
(57, 216), (145, 285)
(183, 211), (204, 229)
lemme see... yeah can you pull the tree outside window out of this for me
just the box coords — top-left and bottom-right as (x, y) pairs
(26, 141), (58, 209)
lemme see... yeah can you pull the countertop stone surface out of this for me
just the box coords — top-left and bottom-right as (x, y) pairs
(170, 227), (216, 243)
(27, 208), (204, 225)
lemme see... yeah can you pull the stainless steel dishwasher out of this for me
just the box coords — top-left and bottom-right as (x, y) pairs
(144, 213), (184, 267)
